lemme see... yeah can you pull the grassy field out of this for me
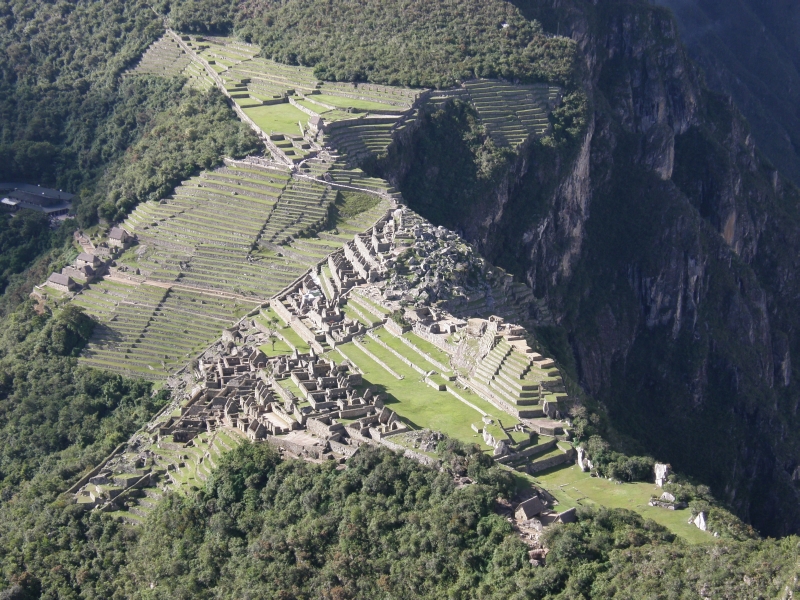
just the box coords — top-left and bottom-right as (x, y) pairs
(260, 338), (293, 357)
(333, 340), (495, 450)
(243, 103), (307, 136)
(257, 307), (311, 353)
(520, 464), (711, 544)
(312, 93), (399, 112)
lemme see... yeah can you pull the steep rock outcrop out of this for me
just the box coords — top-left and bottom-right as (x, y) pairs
(388, 0), (800, 536)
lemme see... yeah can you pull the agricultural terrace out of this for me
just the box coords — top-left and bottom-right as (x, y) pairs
(131, 33), (562, 167)
(85, 153), (395, 379)
(94, 428), (246, 524)
(73, 279), (258, 380)
(128, 34), (214, 90)
(243, 103), (308, 137)
(330, 338), (500, 452)
(128, 35), (191, 78)
(120, 160), (333, 298)
(461, 79), (561, 148)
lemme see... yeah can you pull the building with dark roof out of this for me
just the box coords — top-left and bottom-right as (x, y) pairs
(46, 273), (77, 292)
(0, 184), (74, 217)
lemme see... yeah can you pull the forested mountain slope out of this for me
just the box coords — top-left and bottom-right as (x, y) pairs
(0, 1), (799, 597)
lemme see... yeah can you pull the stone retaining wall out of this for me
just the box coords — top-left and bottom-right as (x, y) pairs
(528, 451), (573, 474)
(66, 442), (127, 495)
(379, 436), (439, 467)
(265, 434), (325, 459)
(288, 96), (319, 118)
(366, 330), (427, 376)
(384, 319), (411, 335)
(445, 385), (488, 417)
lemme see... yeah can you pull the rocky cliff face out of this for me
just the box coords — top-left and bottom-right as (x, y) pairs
(387, 0), (800, 536)
(654, 0), (800, 187)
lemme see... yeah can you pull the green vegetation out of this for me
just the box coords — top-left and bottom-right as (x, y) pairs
(334, 190), (381, 220)
(0, 211), (76, 312)
(529, 465), (710, 544)
(393, 100), (515, 230)
(85, 88), (260, 223)
(231, 0), (579, 89)
(0, 0), (259, 226)
(0, 302), (169, 498)
(242, 102), (307, 136)
(0, 0), (163, 188)
(1, 440), (797, 598)
(311, 93), (398, 113)
(336, 339), (507, 448)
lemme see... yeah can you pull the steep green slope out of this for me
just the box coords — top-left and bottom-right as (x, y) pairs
(166, 0), (578, 88)
(0, 303), (169, 499)
(0, 0), (259, 227)
(1, 443), (797, 598)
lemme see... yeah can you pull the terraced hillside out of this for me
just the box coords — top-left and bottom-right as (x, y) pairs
(128, 34), (214, 90)
(72, 279), (258, 379)
(471, 339), (566, 417)
(120, 160), (329, 297)
(426, 80), (560, 148)
(461, 80), (561, 147)
(128, 35), (191, 77)
(130, 32), (561, 165)
(130, 32), (423, 165)
(75, 152), (396, 379)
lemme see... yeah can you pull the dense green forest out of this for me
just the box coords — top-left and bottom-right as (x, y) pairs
(165, 0), (578, 89)
(1, 440), (797, 599)
(0, 211), (72, 299)
(0, 0), (258, 227)
(0, 303), (169, 500)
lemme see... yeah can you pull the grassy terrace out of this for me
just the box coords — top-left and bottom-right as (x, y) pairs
(128, 35), (191, 77)
(325, 123), (396, 162)
(294, 100), (354, 122)
(121, 160), (332, 298)
(332, 338), (511, 449)
(257, 308), (311, 353)
(520, 465), (710, 545)
(351, 292), (390, 315)
(318, 81), (418, 106)
(242, 102), (307, 136)
(403, 331), (452, 365)
(309, 94), (401, 113)
(462, 80), (560, 148)
(109, 429), (247, 521)
(77, 279), (258, 380)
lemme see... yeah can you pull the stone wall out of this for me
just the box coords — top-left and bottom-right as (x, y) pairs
(384, 319), (411, 335)
(264, 434), (325, 459)
(66, 442), (127, 495)
(379, 436), (439, 467)
(270, 298), (294, 324)
(288, 96), (319, 118)
(329, 439), (359, 457)
(411, 324), (454, 356)
(528, 451), (573, 474)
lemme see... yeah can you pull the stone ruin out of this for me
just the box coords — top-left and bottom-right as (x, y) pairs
(266, 206), (576, 475)
(273, 274), (365, 349)
(655, 462), (671, 487)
